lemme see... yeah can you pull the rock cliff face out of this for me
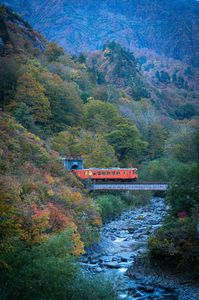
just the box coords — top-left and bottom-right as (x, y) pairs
(0, 5), (46, 56)
(1, 0), (199, 66)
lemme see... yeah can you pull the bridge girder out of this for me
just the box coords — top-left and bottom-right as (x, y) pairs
(89, 183), (168, 191)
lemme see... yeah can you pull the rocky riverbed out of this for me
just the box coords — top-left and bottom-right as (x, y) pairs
(80, 198), (199, 300)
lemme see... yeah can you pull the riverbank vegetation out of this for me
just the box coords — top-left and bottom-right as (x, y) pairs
(94, 191), (152, 222)
(148, 163), (199, 278)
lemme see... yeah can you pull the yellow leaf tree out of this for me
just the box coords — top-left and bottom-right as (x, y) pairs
(15, 72), (51, 125)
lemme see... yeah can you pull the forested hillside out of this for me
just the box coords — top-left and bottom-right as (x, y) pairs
(2, 0), (199, 65)
(0, 4), (198, 299)
(86, 42), (199, 118)
(3, 0), (199, 120)
(0, 6), (113, 298)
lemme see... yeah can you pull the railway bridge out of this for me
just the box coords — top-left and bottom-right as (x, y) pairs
(89, 182), (169, 191)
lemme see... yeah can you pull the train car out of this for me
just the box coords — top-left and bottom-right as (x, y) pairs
(72, 168), (138, 182)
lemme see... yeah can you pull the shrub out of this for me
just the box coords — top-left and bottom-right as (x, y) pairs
(0, 230), (117, 300)
(166, 163), (199, 216)
(71, 273), (117, 300)
(148, 218), (199, 275)
(0, 230), (76, 299)
(140, 159), (185, 182)
(95, 194), (124, 222)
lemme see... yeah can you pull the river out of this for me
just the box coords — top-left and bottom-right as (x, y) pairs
(80, 198), (199, 300)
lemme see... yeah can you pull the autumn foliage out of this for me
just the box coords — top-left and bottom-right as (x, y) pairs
(0, 114), (101, 270)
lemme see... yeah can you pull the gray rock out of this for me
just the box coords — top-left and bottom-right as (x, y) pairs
(121, 257), (128, 262)
(128, 227), (136, 233)
(90, 260), (98, 264)
(99, 256), (111, 263)
(103, 262), (121, 269)
(95, 267), (102, 273)
(132, 232), (142, 239)
(131, 241), (146, 251)
(139, 285), (154, 293)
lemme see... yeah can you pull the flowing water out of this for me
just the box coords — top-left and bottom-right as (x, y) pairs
(80, 198), (179, 299)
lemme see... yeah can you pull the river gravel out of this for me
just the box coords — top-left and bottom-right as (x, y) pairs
(80, 198), (199, 300)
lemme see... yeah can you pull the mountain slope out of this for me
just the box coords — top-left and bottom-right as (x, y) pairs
(87, 43), (199, 118)
(1, 0), (199, 66)
(87, 42), (149, 101)
(0, 4), (46, 56)
(0, 3), (198, 123)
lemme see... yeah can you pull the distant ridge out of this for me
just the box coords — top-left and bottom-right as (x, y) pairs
(1, 0), (199, 66)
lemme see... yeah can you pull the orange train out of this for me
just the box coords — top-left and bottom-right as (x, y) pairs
(72, 168), (138, 182)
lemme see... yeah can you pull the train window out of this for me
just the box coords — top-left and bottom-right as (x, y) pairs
(84, 171), (88, 175)
(89, 171), (92, 175)
(116, 171), (120, 175)
(98, 172), (101, 175)
(123, 171), (126, 174)
(102, 172), (106, 175)
(93, 172), (96, 175)
(107, 172), (110, 175)
(112, 171), (115, 175)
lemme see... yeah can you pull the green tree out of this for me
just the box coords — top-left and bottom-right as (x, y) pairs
(80, 133), (118, 167)
(45, 42), (65, 62)
(140, 159), (186, 182)
(127, 99), (159, 137)
(175, 103), (197, 119)
(83, 99), (120, 133)
(148, 218), (199, 272)
(15, 72), (51, 125)
(167, 163), (199, 216)
(52, 129), (118, 168)
(165, 125), (198, 163)
(43, 75), (83, 131)
(92, 85), (119, 103)
(147, 123), (168, 159)
(95, 194), (124, 222)
(1, 230), (76, 299)
(78, 53), (86, 64)
(107, 123), (147, 165)
(141, 160), (168, 182)
(14, 103), (35, 130)
(156, 70), (170, 84)
(0, 176), (22, 269)
(0, 57), (19, 111)
(19, 59), (46, 81)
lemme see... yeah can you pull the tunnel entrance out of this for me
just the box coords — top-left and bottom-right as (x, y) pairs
(71, 163), (79, 170)
(63, 156), (83, 170)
